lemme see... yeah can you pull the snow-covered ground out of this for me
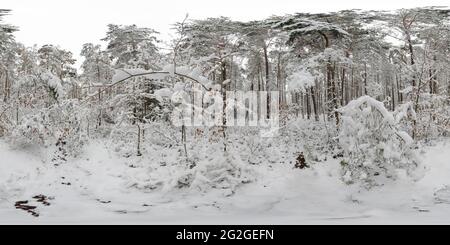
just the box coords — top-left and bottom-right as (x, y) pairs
(1, 138), (450, 224)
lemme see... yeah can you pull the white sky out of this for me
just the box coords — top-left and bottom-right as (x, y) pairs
(2, 0), (449, 67)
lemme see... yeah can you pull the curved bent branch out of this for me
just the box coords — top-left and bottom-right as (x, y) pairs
(81, 70), (211, 105)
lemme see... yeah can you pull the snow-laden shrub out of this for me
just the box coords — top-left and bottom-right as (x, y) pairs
(338, 96), (421, 187)
(394, 101), (417, 138)
(10, 100), (88, 157)
(0, 103), (12, 137)
(124, 138), (255, 196)
(40, 70), (65, 102)
(391, 95), (450, 143)
(179, 150), (254, 195)
(414, 95), (450, 141)
(108, 123), (144, 158)
(11, 109), (53, 146)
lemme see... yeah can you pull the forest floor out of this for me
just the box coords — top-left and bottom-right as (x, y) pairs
(1, 137), (450, 224)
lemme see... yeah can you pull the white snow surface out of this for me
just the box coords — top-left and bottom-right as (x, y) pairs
(1, 138), (450, 224)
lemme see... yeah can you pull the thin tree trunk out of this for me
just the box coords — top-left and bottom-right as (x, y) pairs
(311, 86), (319, 121)
(137, 123), (142, 156)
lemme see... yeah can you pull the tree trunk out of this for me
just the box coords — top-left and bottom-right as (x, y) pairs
(311, 86), (319, 121)
(263, 44), (270, 119)
(137, 124), (142, 156)
(221, 61), (227, 152)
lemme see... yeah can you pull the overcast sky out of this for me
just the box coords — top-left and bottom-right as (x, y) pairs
(2, 0), (449, 67)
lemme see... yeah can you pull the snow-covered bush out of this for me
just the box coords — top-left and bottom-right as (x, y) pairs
(178, 149), (254, 195)
(394, 101), (417, 138)
(10, 100), (88, 157)
(413, 95), (450, 141)
(11, 108), (53, 146)
(0, 103), (12, 137)
(338, 96), (421, 187)
(124, 139), (255, 196)
(108, 122), (144, 158)
(42, 71), (65, 98)
(392, 95), (450, 142)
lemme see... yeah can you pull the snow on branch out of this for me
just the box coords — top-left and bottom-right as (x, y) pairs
(338, 95), (395, 124)
(82, 67), (213, 104)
